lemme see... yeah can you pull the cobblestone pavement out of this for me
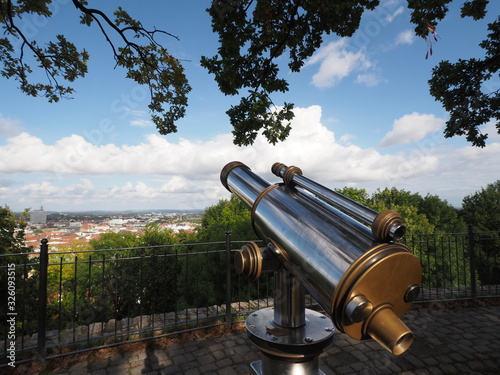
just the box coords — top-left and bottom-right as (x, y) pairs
(8, 304), (500, 375)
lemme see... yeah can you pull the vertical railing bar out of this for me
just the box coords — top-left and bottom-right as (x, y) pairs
(21, 258), (27, 350)
(205, 245), (209, 322)
(468, 225), (477, 303)
(225, 230), (232, 328)
(90, 256), (94, 344)
(462, 233), (468, 296)
(37, 239), (49, 357)
(151, 249), (156, 338)
(101, 254), (105, 338)
(425, 235), (433, 299)
(166, 247), (170, 325)
(113, 256), (119, 341)
(445, 235), (453, 295)
(185, 251), (189, 327)
(58, 257), (63, 344)
(72, 255), (78, 347)
(139, 252), (144, 338)
(174, 248), (178, 330)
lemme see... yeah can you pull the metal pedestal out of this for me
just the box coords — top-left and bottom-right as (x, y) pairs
(247, 307), (333, 375)
(246, 270), (335, 375)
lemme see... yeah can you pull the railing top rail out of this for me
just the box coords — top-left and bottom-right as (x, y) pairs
(1, 239), (266, 258)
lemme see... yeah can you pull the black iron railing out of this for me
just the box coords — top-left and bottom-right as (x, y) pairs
(1, 230), (499, 367)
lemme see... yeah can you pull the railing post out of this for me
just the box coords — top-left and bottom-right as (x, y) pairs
(37, 238), (49, 357)
(225, 230), (232, 329)
(467, 225), (477, 303)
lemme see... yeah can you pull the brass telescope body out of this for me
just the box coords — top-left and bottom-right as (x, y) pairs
(221, 162), (422, 358)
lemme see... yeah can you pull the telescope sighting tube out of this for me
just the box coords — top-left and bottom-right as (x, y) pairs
(271, 162), (406, 242)
(221, 161), (422, 356)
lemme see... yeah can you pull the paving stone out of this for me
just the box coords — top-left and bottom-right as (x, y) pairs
(427, 367), (444, 375)
(439, 363), (457, 373)
(198, 362), (218, 373)
(218, 366), (238, 375)
(184, 368), (200, 375)
(213, 350), (226, 360)
(172, 354), (187, 365)
(159, 365), (182, 375)
(10, 305), (500, 375)
(208, 343), (224, 352)
(197, 353), (215, 365)
(216, 357), (233, 368)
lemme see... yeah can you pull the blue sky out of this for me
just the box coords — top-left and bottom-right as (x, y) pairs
(0, 0), (499, 212)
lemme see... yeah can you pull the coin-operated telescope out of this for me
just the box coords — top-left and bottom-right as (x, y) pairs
(221, 162), (422, 375)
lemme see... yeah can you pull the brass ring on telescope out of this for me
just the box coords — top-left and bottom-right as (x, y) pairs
(220, 161), (249, 191)
(331, 242), (421, 347)
(283, 165), (302, 186)
(271, 162), (287, 177)
(234, 242), (263, 280)
(331, 243), (400, 324)
(271, 162), (303, 186)
(371, 210), (406, 242)
(251, 184), (280, 236)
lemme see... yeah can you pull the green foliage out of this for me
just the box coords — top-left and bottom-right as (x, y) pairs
(1, 0), (190, 134)
(370, 187), (465, 233)
(461, 179), (500, 231)
(0, 206), (38, 338)
(334, 187), (370, 206)
(3, 185), (499, 339)
(198, 194), (253, 241)
(204, 0), (499, 146)
(1, 1), (498, 145)
(202, 0), (380, 145)
(0, 205), (31, 254)
(428, 16), (499, 147)
(89, 231), (139, 250)
(461, 180), (500, 285)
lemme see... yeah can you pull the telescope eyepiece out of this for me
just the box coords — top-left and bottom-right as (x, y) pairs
(364, 305), (414, 355)
(372, 210), (406, 242)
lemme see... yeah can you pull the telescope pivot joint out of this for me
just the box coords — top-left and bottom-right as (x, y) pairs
(234, 242), (281, 280)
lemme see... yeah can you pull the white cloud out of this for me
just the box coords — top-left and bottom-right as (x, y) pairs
(130, 119), (153, 127)
(355, 73), (383, 86)
(385, 6), (404, 23)
(394, 30), (415, 46)
(305, 39), (377, 88)
(1, 107), (498, 210)
(378, 113), (445, 147)
(0, 114), (22, 136)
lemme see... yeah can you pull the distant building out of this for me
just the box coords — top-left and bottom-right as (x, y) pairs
(30, 206), (47, 225)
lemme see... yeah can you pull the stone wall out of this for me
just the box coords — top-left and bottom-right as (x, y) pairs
(2, 299), (274, 356)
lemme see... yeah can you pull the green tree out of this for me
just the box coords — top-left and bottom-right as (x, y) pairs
(367, 188), (465, 288)
(369, 187), (465, 233)
(198, 194), (254, 242)
(202, 0), (498, 146)
(461, 180), (500, 231)
(461, 180), (500, 285)
(0, 206), (39, 337)
(418, 194), (466, 233)
(2, 1), (497, 146)
(86, 229), (182, 320)
(429, 15), (499, 147)
(335, 187), (371, 206)
(195, 195), (272, 308)
(0, 0), (190, 135)
(0, 206), (31, 254)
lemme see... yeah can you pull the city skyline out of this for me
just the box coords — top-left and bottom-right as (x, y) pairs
(1, 1), (499, 212)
